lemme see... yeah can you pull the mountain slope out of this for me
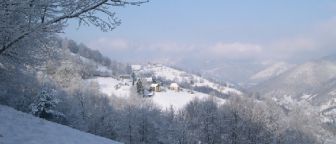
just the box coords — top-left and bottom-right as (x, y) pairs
(249, 62), (294, 83)
(252, 59), (336, 99)
(0, 105), (120, 144)
(250, 57), (336, 125)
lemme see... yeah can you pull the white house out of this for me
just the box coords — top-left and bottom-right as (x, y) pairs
(150, 83), (160, 92)
(169, 83), (180, 92)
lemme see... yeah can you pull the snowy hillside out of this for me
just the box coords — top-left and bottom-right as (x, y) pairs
(73, 53), (113, 76)
(252, 59), (336, 99)
(251, 58), (336, 128)
(89, 77), (226, 110)
(132, 64), (241, 95)
(88, 77), (132, 98)
(250, 62), (294, 82)
(0, 105), (120, 144)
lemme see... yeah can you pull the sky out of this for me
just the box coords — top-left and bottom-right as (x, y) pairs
(64, 0), (336, 67)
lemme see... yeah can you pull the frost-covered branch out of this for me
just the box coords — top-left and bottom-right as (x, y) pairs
(0, 0), (148, 55)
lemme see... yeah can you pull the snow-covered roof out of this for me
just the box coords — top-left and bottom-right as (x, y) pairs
(170, 83), (179, 88)
(151, 83), (159, 87)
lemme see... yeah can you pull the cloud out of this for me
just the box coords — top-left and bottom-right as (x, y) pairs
(146, 42), (195, 53)
(85, 37), (198, 64)
(207, 42), (263, 60)
(271, 37), (316, 52)
(263, 17), (336, 61)
(313, 17), (336, 51)
(87, 37), (195, 53)
(84, 17), (336, 65)
(87, 37), (130, 51)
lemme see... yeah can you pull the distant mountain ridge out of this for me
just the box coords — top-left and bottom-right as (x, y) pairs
(249, 62), (294, 83)
(249, 56), (336, 125)
(252, 58), (336, 99)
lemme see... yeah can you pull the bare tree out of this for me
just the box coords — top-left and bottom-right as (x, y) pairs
(0, 0), (148, 55)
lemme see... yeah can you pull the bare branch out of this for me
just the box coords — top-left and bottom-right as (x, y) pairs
(0, 0), (148, 55)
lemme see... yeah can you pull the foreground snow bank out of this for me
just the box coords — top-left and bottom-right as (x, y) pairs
(0, 105), (120, 144)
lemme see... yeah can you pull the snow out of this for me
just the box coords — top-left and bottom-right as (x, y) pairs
(151, 89), (226, 110)
(89, 76), (226, 110)
(131, 65), (142, 71)
(0, 105), (120, 144)
(71, 53), (113, 75)
(280, 95), (295, 105)
(170, 83), (179, 88)
(97, 65), (113, 74)
(88, 77), (131, 98)
(134, 64), (242, 95)
(300, 94), (316, 101)
(151, 83), (159, 87)
(87, 63), (234, 110)
(250, 62), (293, 81)
(320, 98), (336, 110)
(328, 89), (336, 96)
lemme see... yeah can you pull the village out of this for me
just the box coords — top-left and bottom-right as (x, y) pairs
(118, 72), (188, 98)
(91, 63), (230, 110)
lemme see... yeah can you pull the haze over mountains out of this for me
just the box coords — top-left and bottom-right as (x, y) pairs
(250, 55), (336, 98)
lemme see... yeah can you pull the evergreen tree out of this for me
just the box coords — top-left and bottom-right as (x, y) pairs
(132, 72), (136, 86)
(152, 76), (157, 83)
(30, 86), (62, 120)
(136, 79), (144, 96)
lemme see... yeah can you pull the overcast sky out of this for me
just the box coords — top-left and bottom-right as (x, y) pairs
(64, 0), (336, 66)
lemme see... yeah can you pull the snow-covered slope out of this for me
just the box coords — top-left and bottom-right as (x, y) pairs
(132, 64), (241, 95)
(75, 54), (113, 76)
(250, 62), (294, 82)
(88, 77), (132, 98)
(250, 57), (336, 126)
(252, 59), (336, 99)
(89, 76), (225, 110)
(149, 89), (223, 110)
(0, 105), (120, 144)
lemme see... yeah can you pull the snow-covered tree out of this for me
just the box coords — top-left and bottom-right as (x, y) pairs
(31, 86), (62, 120)
(0, 0), (147, 56)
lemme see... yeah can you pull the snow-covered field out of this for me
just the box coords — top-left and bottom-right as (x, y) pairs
(151, 89), (226, 110)
(0, 105), (120, 144)
(88, 63), (235, 110)
(89, 76), (226, 110)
